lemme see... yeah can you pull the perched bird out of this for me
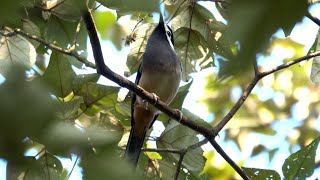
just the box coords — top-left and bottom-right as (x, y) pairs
(125, 14), (182, 166)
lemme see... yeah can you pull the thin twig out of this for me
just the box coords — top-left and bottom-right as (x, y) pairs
(208, 138), (249, 180)
(70, 19), (83, 51)
(142, 148), (181, 154)
(253, 59), (259, 76)
(0, 28), (96, 69)
(68, 155), (79, 179)
(44, 151), (51, 180)
(174, 154), (185, 180)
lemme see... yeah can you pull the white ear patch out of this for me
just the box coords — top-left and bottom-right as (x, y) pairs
(164, 24), (175, 51)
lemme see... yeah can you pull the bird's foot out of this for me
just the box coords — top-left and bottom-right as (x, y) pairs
(151, 93), (160, 105)
(175, 109), (183, 122)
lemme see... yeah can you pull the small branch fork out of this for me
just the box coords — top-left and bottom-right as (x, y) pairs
(2, 3), (320, 179)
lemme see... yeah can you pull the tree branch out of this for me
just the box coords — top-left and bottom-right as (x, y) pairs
(214, 76), (260, 133)
(214, 50), (320, 133)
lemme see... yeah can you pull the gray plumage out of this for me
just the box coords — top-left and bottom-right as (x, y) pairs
(125, 15), (182, 166)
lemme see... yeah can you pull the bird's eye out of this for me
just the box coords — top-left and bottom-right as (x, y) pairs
(166, 31), (171, 37)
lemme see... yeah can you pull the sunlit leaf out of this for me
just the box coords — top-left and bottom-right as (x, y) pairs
(171, 3), (233, 60)
(93, 10), (117, 40)
(42, 51), (76, 98)
(282, 136), (320, 179)
(243, 167), (280, 180)
(310, 29), (320, 83)
(0, 29), (36, 76)
(174, 27), (211, 81)
(78, 82), (120, 116)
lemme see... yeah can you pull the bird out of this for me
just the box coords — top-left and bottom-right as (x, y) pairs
(125, 14), (182, 166)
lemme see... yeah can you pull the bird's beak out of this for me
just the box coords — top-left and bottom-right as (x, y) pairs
(159, 13), (164, 24)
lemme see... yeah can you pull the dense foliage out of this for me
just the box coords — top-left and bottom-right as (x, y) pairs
(0, 0), (320, 179)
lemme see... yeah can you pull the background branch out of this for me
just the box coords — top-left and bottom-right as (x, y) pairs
(0, 28), (96, 69)
(307, 12), (320, 27)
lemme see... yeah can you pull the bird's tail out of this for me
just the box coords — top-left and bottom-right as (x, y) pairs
(125, 126), (146, 166)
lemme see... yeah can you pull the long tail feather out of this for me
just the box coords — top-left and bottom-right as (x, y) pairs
(125, 126), (146, 166)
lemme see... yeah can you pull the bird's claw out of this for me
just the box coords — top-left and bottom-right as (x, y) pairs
(175, 109), (183, 122)
(151, 93), (160, 105)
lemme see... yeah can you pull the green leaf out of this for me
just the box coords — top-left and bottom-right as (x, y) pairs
(37, 153), (63, 180)
(181, 108), (212, 129)
(174, 27), (211, 81)
(80, 150), (141, 180)
(268, 148), (278, 162)
(22, 19), (41, 48)
(282, 136), (320, 179)
(171, 3), (233, 60)
(157, 121), (206, 174)
(126, 24), (156, 76)
(46, 0), (82, 21)
(310, 29), (320, 83)
(93, 10), (117, 40)
(0, 0), (27, 27)
(78, 83), (120, 116)
(46, 15), (88, 54)
(0, 29), (36, 77)
(72, 73), (100, 95)
(97, 0), (160, 14)
(251, 144), (267, 157)
(170, 80), (193, 109)
(224, 0), (308, 77)
(55, 98), (82, 120)
(242, 167), (280, 180)
(42, 51), (76, 98)
(109, 23), (126, 50)
(6, 157), (36, 180)
(0, 66), (56, 162)
(42, 122), (88, 156)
